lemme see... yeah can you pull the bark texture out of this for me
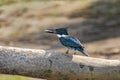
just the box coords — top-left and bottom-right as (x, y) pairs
(0, 46), (120, 80)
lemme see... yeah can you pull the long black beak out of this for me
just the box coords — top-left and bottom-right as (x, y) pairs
(45, 29), (56, 34)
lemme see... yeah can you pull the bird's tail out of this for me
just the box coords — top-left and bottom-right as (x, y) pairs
(77, 48), (89, 56)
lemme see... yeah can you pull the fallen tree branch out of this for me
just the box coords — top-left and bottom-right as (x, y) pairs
(0, 46), (120, 80)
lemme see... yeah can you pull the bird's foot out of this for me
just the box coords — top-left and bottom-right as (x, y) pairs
(74, 52), (76, 55)
(66, 52), (68, 54)
(66, 50), (69, 54)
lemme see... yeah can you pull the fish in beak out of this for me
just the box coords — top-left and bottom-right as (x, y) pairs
(45, 29), (56, 34)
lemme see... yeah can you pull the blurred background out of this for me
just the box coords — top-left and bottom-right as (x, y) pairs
(0, 0), (120, 80)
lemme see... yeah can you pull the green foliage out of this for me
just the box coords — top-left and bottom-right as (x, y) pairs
(0, 0), (32, 6)
(0, 75), (27, 80)
(0, 0), (64, 6)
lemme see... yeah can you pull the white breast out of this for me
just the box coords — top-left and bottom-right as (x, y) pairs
(57, 34), (68, 38)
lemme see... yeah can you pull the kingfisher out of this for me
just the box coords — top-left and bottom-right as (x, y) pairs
(45, 27), (89, 56)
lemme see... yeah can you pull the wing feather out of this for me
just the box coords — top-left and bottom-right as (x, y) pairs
(59, 36), (84, 48)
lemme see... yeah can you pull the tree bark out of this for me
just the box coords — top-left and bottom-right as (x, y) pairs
(0, 46), (120, 80)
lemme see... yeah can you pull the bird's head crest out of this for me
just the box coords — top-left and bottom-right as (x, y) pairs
(45, 27), (68, 35)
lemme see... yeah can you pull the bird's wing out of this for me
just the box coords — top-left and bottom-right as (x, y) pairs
(70, 37), (84, 47)
(60, 36), (84, 48)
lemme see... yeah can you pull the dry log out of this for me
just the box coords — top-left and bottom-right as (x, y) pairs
(0, 46), (120, 80)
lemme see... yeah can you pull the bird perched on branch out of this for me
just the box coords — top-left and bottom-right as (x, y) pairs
(45, 27), (89, 56)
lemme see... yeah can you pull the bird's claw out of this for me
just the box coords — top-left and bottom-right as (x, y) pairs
(66, 50), (69, 54)
(74, 52), (76, 55)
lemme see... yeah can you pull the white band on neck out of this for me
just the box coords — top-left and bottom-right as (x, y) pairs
(57, 34), (68, 38)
